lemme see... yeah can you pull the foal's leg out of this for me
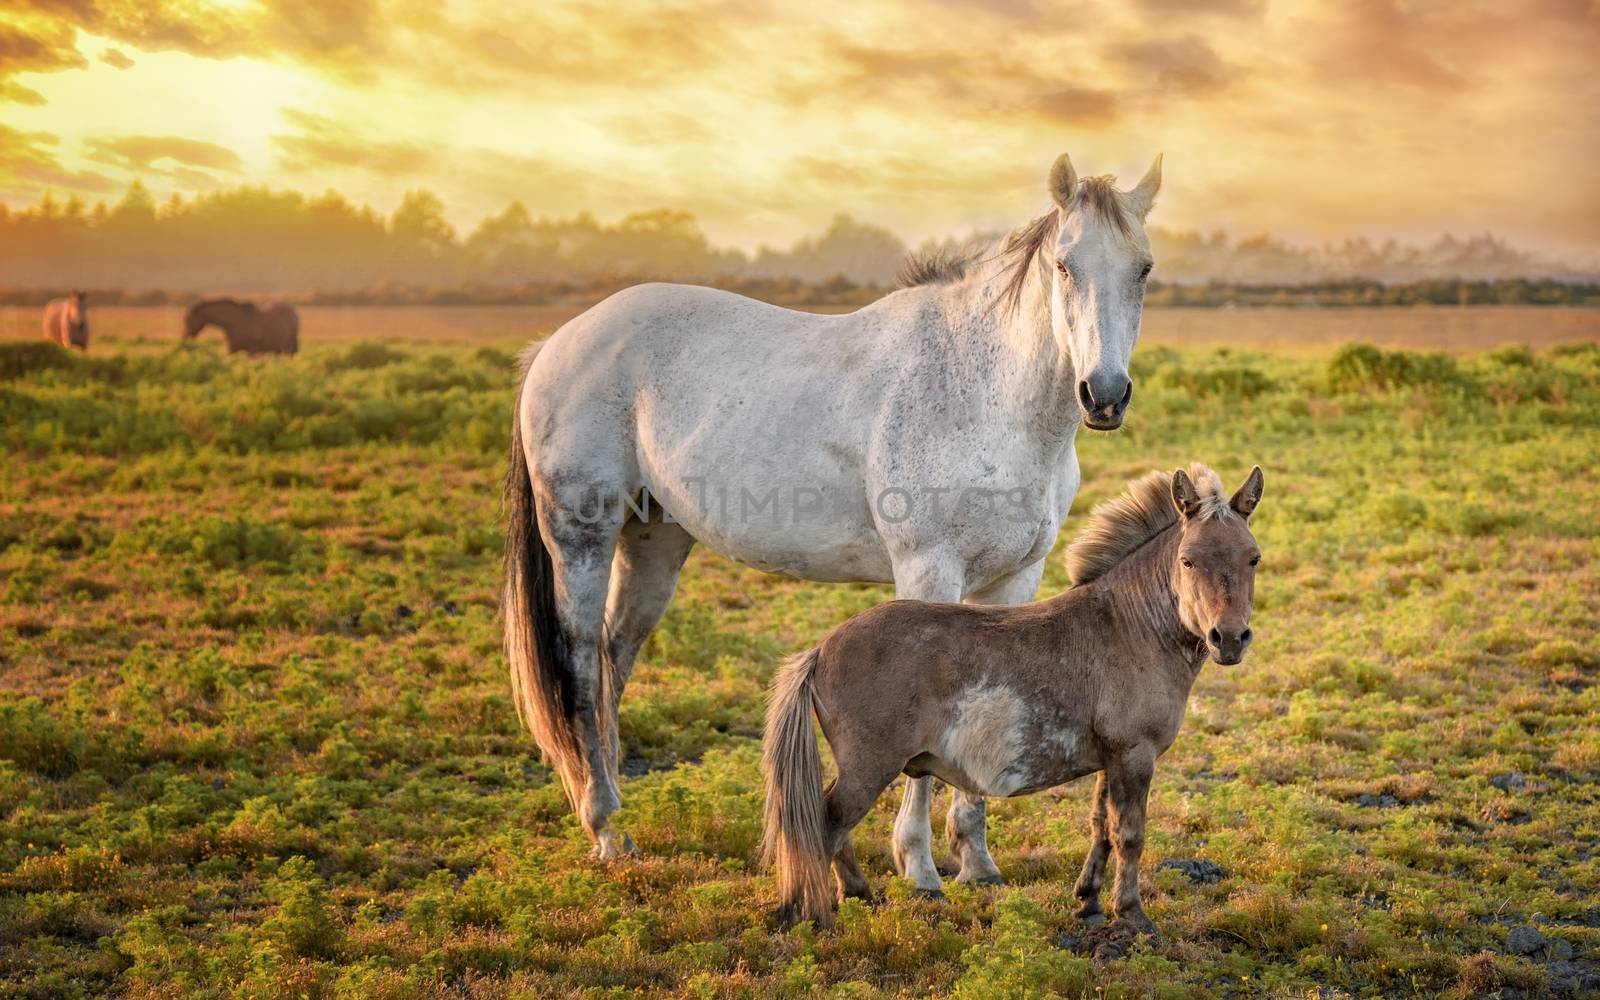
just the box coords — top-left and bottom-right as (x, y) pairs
(888, 550), (965, 897)
(602, 517), (696, 786)
(945, 562), (1048, 885)
(826, 759), (905, 904)
(832, 838), (873, 903)
(1072, 771), (1111, 926)
(1105, 747), (1157, 933)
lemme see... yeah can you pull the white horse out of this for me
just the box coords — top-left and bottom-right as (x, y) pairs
(505, 152), (1163, 896)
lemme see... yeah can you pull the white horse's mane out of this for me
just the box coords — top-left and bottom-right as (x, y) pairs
(897, 175), (1140, 315)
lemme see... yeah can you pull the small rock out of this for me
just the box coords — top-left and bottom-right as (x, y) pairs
(211, 778), (226, 790)
(440, 600), (460, 616)
(1159, 858), (1228, 884)
(1055, 933), (1083, 951)
(344, 612), (362, 629)
(1506, 924), (1547, 955)
(1491, 772), (1529, 792)
(395, 604), (413, 619)
(1356, 793), (1400, 808)
(1547, 959), (1600, 996)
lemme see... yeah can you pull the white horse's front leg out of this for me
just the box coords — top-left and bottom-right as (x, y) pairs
(947, 560), (1049, 885)
(888, 550), (965, 896)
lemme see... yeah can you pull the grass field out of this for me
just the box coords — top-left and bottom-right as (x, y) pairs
(2, 317), (1599, 998)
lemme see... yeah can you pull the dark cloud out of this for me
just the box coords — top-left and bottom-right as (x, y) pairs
(0, 16), (84, 104)
(1032, 86), (1122, 126)
(271, 109), (434, 175)
(1106, 35), (1236, 96)
(1306, 0), (1466, 92)
(1130, 0), (1262, 17)
(0, 124), (117, 194)
(99, 46), (133, 68)
(83, 135), (244, 173)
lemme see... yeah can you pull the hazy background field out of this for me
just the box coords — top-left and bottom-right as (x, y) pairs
(7, 303), (1600, 353)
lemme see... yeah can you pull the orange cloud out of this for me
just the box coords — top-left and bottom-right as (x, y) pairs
(83, 134), (243, 174)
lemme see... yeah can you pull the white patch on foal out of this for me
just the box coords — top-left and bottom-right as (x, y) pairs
(941, 683), (1029, 797)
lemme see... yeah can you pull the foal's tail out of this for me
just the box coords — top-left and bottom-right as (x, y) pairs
(503, 377), (587, 810)
(761, 647), (834, 926)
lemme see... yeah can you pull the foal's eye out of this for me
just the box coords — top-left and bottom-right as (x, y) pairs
(1249, 555), (1261, 566)
(1180, 558), (1193, 569)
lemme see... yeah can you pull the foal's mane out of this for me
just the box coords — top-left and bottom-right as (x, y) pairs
(897, 175), (1138, 316)
(1066, 464), (1227, 586)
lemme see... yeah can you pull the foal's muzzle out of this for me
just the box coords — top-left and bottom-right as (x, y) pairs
(1207, 626), (1253, 665)
(1078, 376), (1132, 431)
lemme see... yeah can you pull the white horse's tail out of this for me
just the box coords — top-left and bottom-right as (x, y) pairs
(503, 381), (587, 809)
(761, 647), (834, 926)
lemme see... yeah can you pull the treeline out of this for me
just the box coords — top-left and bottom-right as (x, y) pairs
(7, 277), (1595, 311)
(2, 181), (1596, 299)
(1144, 278), (1600, 309)
(0, 182), (908, 291)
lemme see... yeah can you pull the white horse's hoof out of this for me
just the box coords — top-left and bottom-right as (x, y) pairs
(590, 830), (638, 861)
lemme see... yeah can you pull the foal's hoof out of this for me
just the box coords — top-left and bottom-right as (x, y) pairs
(1076, 910), (1106, 929)
(912, 887), (947, 902)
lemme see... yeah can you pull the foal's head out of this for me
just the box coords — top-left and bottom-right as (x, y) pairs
(1170, 466), (1264, 665)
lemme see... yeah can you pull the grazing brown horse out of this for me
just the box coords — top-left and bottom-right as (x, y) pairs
(762, 464), (1265, 952)
(42, 292), (89, 351)
(183, 299), (299, 355)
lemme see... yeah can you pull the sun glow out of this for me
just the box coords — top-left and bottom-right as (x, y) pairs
(0, 1), (1596, 260)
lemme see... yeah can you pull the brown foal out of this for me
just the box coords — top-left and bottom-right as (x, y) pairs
(762, 464), (1265, 948)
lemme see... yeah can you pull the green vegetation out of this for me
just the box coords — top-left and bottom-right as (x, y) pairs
(2, 336), (1599, 998)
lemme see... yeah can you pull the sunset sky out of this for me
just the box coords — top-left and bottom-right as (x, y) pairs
(2, 0), (1597, 259)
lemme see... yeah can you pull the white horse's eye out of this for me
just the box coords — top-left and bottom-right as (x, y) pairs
(1139, 263), (1153, 281)
(1056, 261), (1069, 276)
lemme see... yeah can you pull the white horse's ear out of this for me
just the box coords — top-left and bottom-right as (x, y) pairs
(1049, 153), (1077, 211)
(1127, 153), (1162, 219)
(1230, 465), (1263, 519)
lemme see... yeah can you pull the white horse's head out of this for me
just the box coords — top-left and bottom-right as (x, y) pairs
(1045, 153), (1161, 431)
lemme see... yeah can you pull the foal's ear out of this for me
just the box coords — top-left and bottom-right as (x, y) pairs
(1230, 465), (1264, 519)
(1127, 154), (1163, 219)
(1171, 468), (1204, 520)
(1049, 153), (1078, 211)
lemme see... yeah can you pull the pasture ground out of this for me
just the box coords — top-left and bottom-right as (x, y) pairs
(1, 313), (1599, 998)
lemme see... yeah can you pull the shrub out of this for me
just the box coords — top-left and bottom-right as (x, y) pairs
(323, 342), (409, 372)
(262, 856), (344, 959)
(1324, 343), (1469, 393)
(0, 341), (74, 379)
(0, 697), (90, 777)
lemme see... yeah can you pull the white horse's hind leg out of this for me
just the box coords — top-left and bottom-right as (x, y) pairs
(540, 486), (630, 859)
(947, 561), (1049, 885)
(892, 776), (945, 894)
(888, 550), (965, 896)
(602, 517), (696, 783)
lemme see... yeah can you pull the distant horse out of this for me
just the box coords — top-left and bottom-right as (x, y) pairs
(505, 151), (1165, 881)
(42, 292), (89, 351)
(762, 464), (1265, 949)
(184, 299), (299, 355)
